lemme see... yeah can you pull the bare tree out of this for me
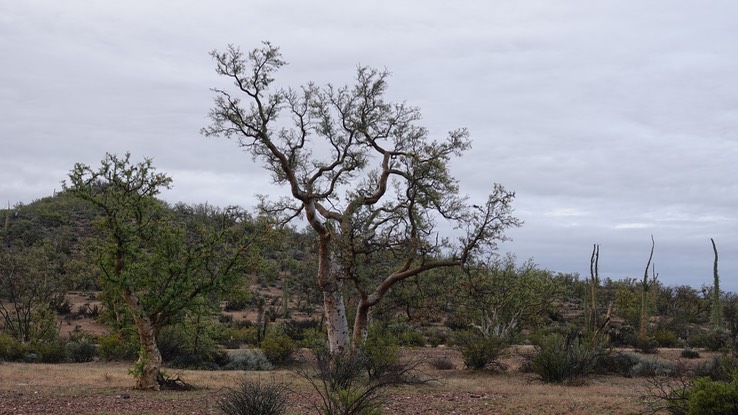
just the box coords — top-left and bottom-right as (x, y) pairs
(202, 43), (520, 353)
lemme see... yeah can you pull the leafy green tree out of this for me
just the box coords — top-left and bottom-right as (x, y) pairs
(65, 153), (259, 390)
(203, 42), (519, 353)
(461, 254), (559, 339)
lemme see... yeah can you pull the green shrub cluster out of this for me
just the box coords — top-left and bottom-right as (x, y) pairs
(526, 333), (609, 383)
(682, 376), (738, 415)
(98, 333), (138, 361)
(260, 333), (295, 365)
(614, 352), (677, 377)
(222, 349), (273, 371)
(0, 333), (92, 363)
(217, 379), (288, 415)
(451, 330), (508, 370)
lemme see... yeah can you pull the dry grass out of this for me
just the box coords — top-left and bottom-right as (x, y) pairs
(0, 350), (661, 415)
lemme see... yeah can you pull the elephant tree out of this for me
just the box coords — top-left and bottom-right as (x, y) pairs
(203, 42), (520, 353)
(65, 153), (259, 390)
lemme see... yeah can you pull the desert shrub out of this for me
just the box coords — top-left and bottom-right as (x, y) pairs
(635, 337), (660, 354)
(158, 320), (227, 369)
(298, 348), (424, 415)
(55, 299), (73, 314)
(398, 330), (425, 347)
(222, 349), (273, 371)
(219, 314), (235, 324)
(621, 352), (678, 377)
(685, 376), (738, 415)
(451, 330), (508, 370)
(429, 357), (455, 370)
(688, 329), (730, 352)
(654, 328), (680, 348)
(681, 348), (700, 359)
(217, 379), (288, 415)
(0, 333), (26, 361)
(98, 333), (138, 361)
(34, 341), (68, 363)
(282, 318), (322, 342)
(66, 339), (97, 363)
(361, 324), (402, 379)
(695, 355), (738, 382)
(299, 328), (328, 350)
(260, 334), (295, 365)
(223, 289), (252, 312)
(526, 333), (609, 383)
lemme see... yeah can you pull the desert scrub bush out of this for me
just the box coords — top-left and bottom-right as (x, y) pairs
(688, 329), (730, 352)
(223, 288), (252, 312)
(429, 357), (456, 370)
(297, 348), (426, 415)
(98, 333), (138, 361)
(654, 328), (680, 348)
(617, 352), (678, 377)
(34, 340), (68, 363)
(681, 348), (700, 359)
(66, 339), (97, 363)
(361, 324), (400, 379)
(217, 379), (287, 415)
(0, 333), (26, 361)
(222, 349), (273, 371)
(525, 333), (609, 383)
(260, 334), (295, 365)
(451, 330), (508, 370)
(683, 376), (738, 415)
(695, 355), (738, 382)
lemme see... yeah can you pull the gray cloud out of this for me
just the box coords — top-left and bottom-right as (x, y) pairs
(2, 0), (737, 290)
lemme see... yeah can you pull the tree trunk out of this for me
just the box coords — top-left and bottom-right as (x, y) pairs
(123, 290), (162, 390)
(324, 285), (350, 354)
(133, 316), (162, 390)
(316, 233), (350, 354)
(352, 300), (371, 349)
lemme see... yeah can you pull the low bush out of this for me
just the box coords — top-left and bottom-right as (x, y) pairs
(654, 329), (680, 348)
(618, 352), (678, 377)
(429, 357), (455, 370)
(217, 379), (288, 415)
(35, 341), (68, 363)
(362, 324), (400, 379)
(681, 348), (700, 359)
(223, 289), (252, 312)
(695, 355), (738, 382)
(260, 334), (295, 365)
(98, 333), (138, 361)
(67, 339), (97, 363)
(525, 333), (609, 383)
(688, 329), (730, 352)
(222, 349), (273, 371)
(0, 333), (26, 361)
(451, 330), (508, 370)
(685, 376), (738, 415)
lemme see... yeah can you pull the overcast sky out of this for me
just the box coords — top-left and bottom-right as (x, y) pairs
(2, 1), (737, 291)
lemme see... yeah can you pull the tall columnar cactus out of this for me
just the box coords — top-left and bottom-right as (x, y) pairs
(587, 244), (600, 333)
(710, 238), (722, 329)
(640, 235), (657, 341)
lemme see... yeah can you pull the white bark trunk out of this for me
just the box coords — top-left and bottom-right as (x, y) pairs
(324, 282), (350, 354)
